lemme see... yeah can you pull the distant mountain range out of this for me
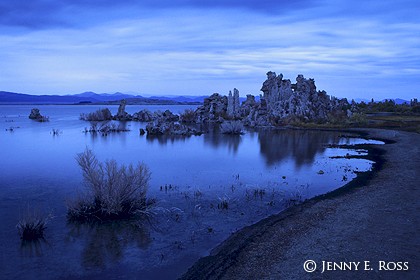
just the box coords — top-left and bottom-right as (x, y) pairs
(353, 98), (410, 104)
(0, 91), (411, 106)
(0, 91), (207, 105)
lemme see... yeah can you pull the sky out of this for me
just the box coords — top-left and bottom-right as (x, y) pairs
(0, 0), (419, 100)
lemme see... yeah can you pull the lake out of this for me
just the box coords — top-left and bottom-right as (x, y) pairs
(0, 104), (382, 279)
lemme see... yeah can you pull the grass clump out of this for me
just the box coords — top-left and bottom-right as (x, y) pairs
(17, 207), (50, 241)
(217, 195), (230, 210)
(220, 120), (244, 135)
(67, 149), (151, 222)
(83, 122), (130, 135)
(51, 128), (62, 135)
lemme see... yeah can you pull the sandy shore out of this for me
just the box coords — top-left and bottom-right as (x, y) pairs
(181, 129), (419, 280)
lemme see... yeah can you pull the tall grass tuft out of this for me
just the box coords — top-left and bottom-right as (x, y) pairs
(83, 122), (130, 135)
(67, 149), (151, 222)
(17, 207), (50, 241)
(220, 121), (244, 135)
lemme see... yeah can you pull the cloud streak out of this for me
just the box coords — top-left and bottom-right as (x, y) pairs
(0, 0), (317, 29)
(0, 0), (419, 100)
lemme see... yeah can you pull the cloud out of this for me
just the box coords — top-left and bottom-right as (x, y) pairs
(1, 0), (419, 31)
(0, 0), (319, 29)
(0, 0), (419, 100)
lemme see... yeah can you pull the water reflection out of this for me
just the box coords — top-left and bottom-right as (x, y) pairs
(203, 133), (242, 154)
(145, 134), (189, 145)
(258, 129), (340, 167)
(82, 121), (130, 144)
(20, 238), (50, 257)
(67, 220), (151, 268)
(0, 105), (380, 279)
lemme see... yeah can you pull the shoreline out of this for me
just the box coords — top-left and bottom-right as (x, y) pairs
(180, 128), (419, 279)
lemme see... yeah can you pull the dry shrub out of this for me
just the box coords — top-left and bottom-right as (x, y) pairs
(220, 120), (244, 134)
(180, 109), (196, 123)
(80, 108), (113, 121)
(67, 149), (151, 222)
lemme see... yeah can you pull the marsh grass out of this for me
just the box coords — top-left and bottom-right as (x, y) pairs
(253, 188), (266, 199)
(51, 128), (61, 135)
(67, 149), (151, 222)
(17, 207), (51, 241)
(217, 195), (230, 210)
(83, 121), (130, 135)
(220, 121), (244, 134)
(284, 186), (308, 207)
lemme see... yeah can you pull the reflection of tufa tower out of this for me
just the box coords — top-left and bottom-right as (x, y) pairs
(227, 88), (240, 118)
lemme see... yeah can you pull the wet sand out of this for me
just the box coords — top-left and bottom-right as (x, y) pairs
(181, 129), (420, 280)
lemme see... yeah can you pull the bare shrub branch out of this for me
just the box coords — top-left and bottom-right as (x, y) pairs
(68, 149), (151, 222)
(220, 121), (244, 134)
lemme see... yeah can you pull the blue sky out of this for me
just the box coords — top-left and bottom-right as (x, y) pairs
(0, 0), (419, 100)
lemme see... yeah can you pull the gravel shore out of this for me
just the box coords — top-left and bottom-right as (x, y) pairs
(181, 129), (420, 280)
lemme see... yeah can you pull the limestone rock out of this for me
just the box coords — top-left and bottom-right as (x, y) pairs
(162, 110), (180, 122)
(227, 90), (234, 118)
(226, 88), (240, 118)
(114, 99), (131, 121)
(29, 108), (49, 122)
(233, 88), (240, 117)
(258, 72), (349, 123)
(133, 109), (154, 122)
(194, 93), (227, 122)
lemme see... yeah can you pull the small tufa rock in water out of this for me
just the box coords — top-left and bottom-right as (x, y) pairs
(317, 170), (325, 175)
(139, 128), (146, 135)
(114, 99), (132, 121)
(29, 108), (49, 122)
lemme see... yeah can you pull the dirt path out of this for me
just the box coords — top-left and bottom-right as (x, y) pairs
(181, 129), (420, 280)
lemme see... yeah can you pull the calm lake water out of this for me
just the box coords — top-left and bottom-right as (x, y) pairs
(0, 105), (382, 279)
